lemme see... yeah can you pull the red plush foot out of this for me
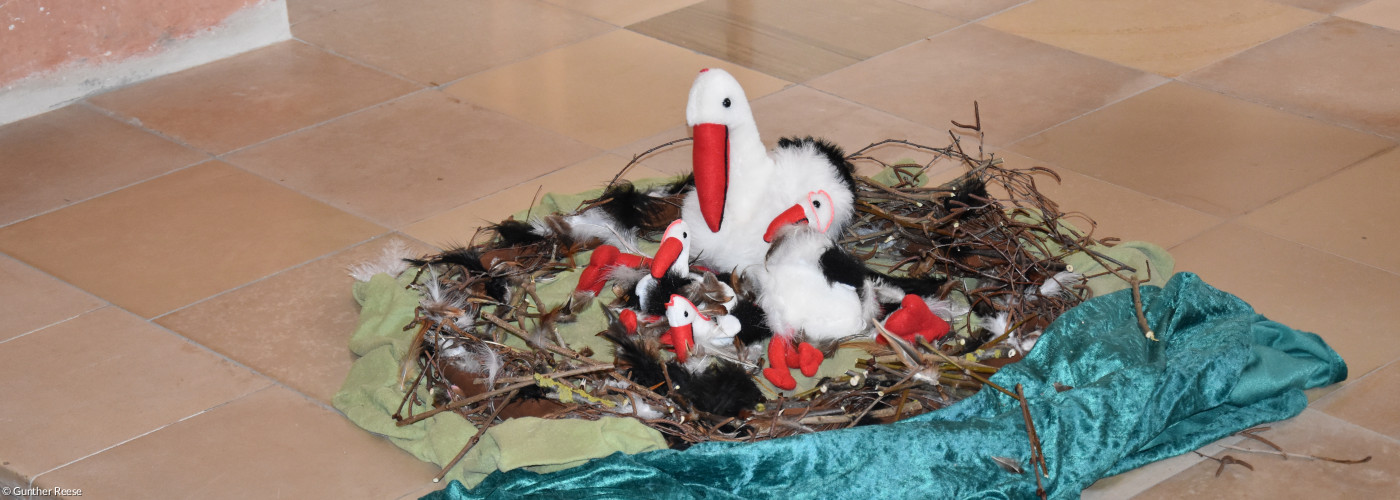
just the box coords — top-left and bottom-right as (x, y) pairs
(880, 294), (951, 344)
(763, 367), (797, 391)
(769, 336), (794, 368)
(575, 245), (621, 294)
(796, 342), (823, 377)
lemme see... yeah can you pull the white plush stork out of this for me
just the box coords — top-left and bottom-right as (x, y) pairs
(662, 294), (740, 365)
(681, 68), (857, 274)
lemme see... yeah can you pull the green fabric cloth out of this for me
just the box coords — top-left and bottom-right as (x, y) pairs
(425, 272), (1346, 499)
(333, 273), (670, 487)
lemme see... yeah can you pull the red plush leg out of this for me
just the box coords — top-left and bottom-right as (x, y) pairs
(762, 339), (797, 391)
(795, 342), (823, 378)
(575, 245), (621, 295)
(879, 294), (950, 344)
(614, 253), (651, 269)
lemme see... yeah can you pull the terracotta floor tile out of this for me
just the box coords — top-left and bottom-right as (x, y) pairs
(992, 151), (1223, 248)
(1240, 146), (1400, 274)
(0, 307), (269, 477)
(1269, 0), (1371, 13)
(1185, 18), (1400, 139)
(1313, 360), (1400, 440)
(0, 105), (206, 225)
(0, 255), (104, 343)
(1136, 410), (1400, 499)
(36, 386), (437, 499)
(1170, 223), (1400, 378)
(981, 0), (1320, 77)
(896, 0), (1028, 21)
(444, 30), (790, 150)
(156, 236), (433, 404)
(295, 0), (612, 86)
(88, 40), (419, 155)
(1010, 82), (1393, 216)
(629, 0), (961, 82)
(1340, 0), (1400, 30)
(616, 85), (960, 176)
(225, 91), (599, 228)
(540, 0), (704, 26)
(0, 162), (385, 318)
(402, 154), (670, 247)
(810, 24), (1165, 147)
(287, 0), (376, 25)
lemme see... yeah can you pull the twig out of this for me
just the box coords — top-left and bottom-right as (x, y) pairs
(434, 389), (518, 483)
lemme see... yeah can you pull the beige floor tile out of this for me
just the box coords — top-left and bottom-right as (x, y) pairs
(1170, 223), (1400, 378)
(541, 0), (703, 26)
(992, 151), (1223, 248)
(287, 0), (376, 25)
(444, 30), (790, 150)
(1083, 436), (1246, 499)
(225, 91), (599, 228)
(1269, 0), (1371, 13)
(1136, 409), (1399, 499)
(0, 105), (206, 225)
(1340, 0), (1400, 30)
(1241, 146), (1400, 274)
(1010, 82), (1393, 217)
(295, 0), (612, 86)
(629, 0), (961, 82)
(0, 162), (385, 318)
(1313, 360), (1400, 440)
(0, 307), (270, 477)
(402, 154), (670, 246)
(0, 255), (104, 343)
(36, 386), (437, 499)
(88, 40), (418, 155)
(810, 25), (1165, 147)
(156, 236), (433, 404)
(981, 0), (1320, 77)
(896, 0), (1028, 20)
(1186, 18), (1400, 139)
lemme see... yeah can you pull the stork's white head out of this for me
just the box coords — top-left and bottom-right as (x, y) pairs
(662, 294), (705, 363)
(650, 219), (692, 279)
(763, 190), (836, 242)
(686, 68), (754, 129)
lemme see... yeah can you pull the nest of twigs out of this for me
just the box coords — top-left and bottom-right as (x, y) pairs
(389, 128), (1138, 483)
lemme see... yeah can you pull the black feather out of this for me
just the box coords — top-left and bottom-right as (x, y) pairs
(640, 272), (695, 317)
(777, 136), (857, 198)
(875, 272), (949, 299)
(599, 306), (669, 390)
(405, 246), (487, 274)
(943, 177), (988, 212)
(818, 246), (869, 290)
(729, 299), (773, 345)
(655, 172), (695, 195)
(489, 219), (545, 248)
(676, 360), (764, 417)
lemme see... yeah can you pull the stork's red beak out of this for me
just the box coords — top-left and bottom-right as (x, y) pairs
(660, 324), (695, 363)
(692, 123), (729, 233)
(651, 236), (684, 278)
(763, 203), (809, 242)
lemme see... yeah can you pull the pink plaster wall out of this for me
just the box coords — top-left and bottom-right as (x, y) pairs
(1, 0), (259, 86)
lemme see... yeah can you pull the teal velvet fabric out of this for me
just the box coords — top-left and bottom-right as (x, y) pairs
(424, 272), (1346, 499)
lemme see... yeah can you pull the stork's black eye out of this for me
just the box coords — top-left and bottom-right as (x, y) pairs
(722, 98), (731, 108)
(683, 311), (690, 318)
(682, 231), (688, 238)
(812, 200), (822, 209)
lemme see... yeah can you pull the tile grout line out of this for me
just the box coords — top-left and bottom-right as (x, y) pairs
(1310, 355), (1400, 408)
(25, 385), (277, 488)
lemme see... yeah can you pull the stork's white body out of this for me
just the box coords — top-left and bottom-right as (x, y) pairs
(757, 225), (880, 344)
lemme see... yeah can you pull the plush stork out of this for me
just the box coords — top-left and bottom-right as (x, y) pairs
(681, 68), (857, 274)
(661, 294), (740, 365)
(633, 219), (737, 318)
(756, 191), (952, 389)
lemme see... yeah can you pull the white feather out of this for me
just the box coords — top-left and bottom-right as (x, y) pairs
(473, 344), (504, 390)
(981, 312), (1011, 338)
(1037, 271), (1085, 298)
(531, 210), (640, 254)
(347, 239), (413, 281)
(924, 297), (970, 321)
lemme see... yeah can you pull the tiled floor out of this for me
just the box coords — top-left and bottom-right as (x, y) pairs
(2, 0), (1398, 497)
